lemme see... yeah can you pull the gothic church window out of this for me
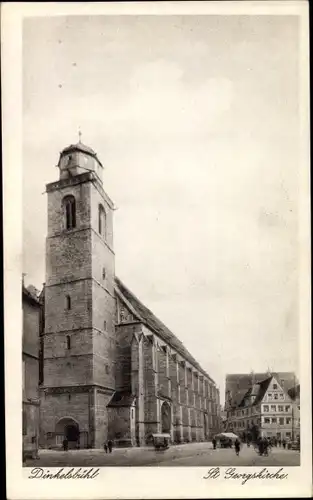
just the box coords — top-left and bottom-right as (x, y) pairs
(98, 204), (106, 237)
(66, 336), (71, 349)
(63, 195), (76, 230)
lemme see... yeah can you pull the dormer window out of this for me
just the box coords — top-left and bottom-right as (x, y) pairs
(63, 195), (76, 230)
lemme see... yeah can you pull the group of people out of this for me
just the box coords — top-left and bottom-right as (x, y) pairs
(212, 437), (241, 456)
(103, 440), (113, 453)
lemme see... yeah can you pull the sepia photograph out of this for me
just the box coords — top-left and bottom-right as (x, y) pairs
(3, 2), (311, 499)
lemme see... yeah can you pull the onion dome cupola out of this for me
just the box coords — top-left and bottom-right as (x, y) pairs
(57, 137), (104, 183)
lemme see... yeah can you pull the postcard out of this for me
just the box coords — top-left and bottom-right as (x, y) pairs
(2, 1), (311, 498)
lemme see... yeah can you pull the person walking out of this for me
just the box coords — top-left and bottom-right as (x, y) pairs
(108, 439), (113, 453)
(263, 438), (269, 456)
(234, 438), (241, 456)
(104, 443), (108, 453)
(212, 438), (217, 450)
(258, 437), (264, 456)
(63, 438), (69, 451)
(282, 439), (286, 449)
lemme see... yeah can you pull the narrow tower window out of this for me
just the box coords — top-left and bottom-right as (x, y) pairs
(66, 295), (71, 310)
(98, 204), (106, 237)
(103, 320), (107, 331)
(66, 336), (71, 350)
(63, 195), (76, 230)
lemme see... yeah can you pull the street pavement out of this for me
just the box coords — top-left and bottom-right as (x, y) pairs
(25, 442), (300, 467)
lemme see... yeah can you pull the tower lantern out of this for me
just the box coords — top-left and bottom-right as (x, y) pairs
(57, 141), (104, 183)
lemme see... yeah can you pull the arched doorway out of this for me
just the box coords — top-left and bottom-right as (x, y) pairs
(55, 417), (80, 449)
(161, 402), (171, 433)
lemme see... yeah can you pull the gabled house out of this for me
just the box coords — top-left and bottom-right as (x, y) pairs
(226, 375), (300, 441)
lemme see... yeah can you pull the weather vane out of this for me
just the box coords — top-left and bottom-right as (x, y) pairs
(78, 127), (82, 143)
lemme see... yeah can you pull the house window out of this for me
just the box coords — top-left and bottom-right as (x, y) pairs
(264, 417), (270, 424)
(263, 405), (269, 412)
(271, 405), (276, 412)
(279, 393), (284, 400)
(66, 295), (71, 310)
(278, 405), (284, 412)
(268, 393), (272, 399)
(272, 417), (277, 423)
(286, 432), (291, 437)
(63, 195), (76, 230)
(285, 405), (290, 412)
(66, 336), (71, 350)
(274, 394), (278, 400)
(273, 384), (278, 389)
(98, 204), (106, 237)
(286, 418), (291, 424)
(279, 417), (284, 425)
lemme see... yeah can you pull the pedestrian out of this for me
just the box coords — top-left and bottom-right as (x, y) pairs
(278, 439), (281, 447)
(104, 443), (108, 453)
(212, 438), (217, 450)
(234, 438), (241, 456)
(258, 437), (264, 456)
(282, 439), (286, 449)
(108, 439), (113, 453)
(63, 438), (68, 451)
(263, 438), (269, 456)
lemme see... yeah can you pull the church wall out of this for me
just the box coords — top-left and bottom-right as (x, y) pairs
(40, 391), (90, 447)
(143, 337), (159, 440)
(107, 406), (134, 446)
(44, 329), (93, 358)
(46, 232), (92, 287)
(90, 181), (114, 251)
(94, 390), (112, 448)
(91, 232), (115, 298)
(43, 355), (93, 387)
(45, 280), (93, 334)
(115, 323), (142, 391)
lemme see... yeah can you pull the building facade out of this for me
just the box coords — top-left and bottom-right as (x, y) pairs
(22, 285), (41, 459)
(38, 141), (220, 449)
(225, 375), (300, 441)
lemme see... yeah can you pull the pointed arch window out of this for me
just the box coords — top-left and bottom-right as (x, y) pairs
(98, 204), (106, 237)
(63, 195), (76, 230)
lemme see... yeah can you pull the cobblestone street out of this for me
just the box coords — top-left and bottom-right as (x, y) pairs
(25, 442), (300, 467)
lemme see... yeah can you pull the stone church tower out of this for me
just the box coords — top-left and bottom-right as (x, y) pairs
(40, 140), (116, 448)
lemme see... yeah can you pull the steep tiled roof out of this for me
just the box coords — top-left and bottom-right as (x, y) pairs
(236, 377), (272, 408)
(252, 377), (273, 405)
(115, 277), (215, 384)
(226, 372), (296, 402)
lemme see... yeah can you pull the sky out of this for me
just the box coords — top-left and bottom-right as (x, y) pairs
(23, 15), (300, 402)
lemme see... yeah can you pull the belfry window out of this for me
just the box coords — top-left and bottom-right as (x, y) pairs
(98, 204), (106, 237)
(63, 195), (76, 230)
(67, 336), (71, 350)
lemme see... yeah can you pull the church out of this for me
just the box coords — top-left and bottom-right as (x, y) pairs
(36, 140), (220, 449)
